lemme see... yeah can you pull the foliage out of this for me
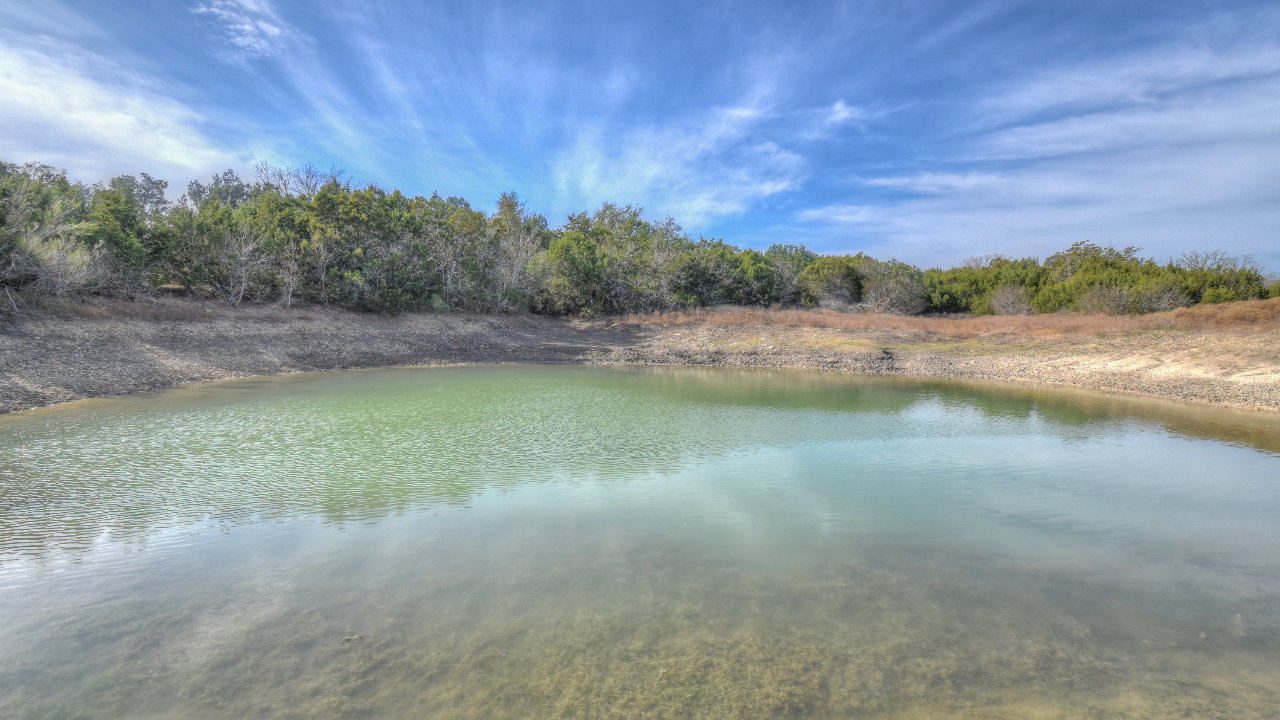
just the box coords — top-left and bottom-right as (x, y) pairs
(920, 243), (1266, 316)
(797, 255), (866, 308)
(1, 163), (99, 304)
(859, 258), (926, 314)
(923, 256), (1045, 315)
(764, 244), (817, 305)
(2, 160), (1271, 319)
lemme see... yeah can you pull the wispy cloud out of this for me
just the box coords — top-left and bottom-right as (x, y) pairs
(796, 204), (880, 225)
(793, 100), (876, 141)
(797, 136), (1280, 266)
(0, 34), (238, 183)
(975, 85), (1280, 161)
(976, 41), (1280, 127)
(0, 0), (105, 41)
(862, 172), (1000, 194)
(192, 0), (291, 60)
(823, 100), (868, 128)
(970, 40), (1280, 162)
(188, 1), (394, 183)
(8, 0), (1276, 273)
(552, 105), (806, 227)
(795, 11), (1280, 271)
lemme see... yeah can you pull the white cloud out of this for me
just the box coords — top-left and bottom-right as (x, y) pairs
(0, 1), (105, 40)
(862, 172), (1000, 194)
(791, 100), (878, 141)
(189, 3), (392, 181)
(797, 139), (1280, 268)
(193, 0), (290, 59)
(552, 105), (806, 227)
(0, 36), (239, 183)
(974, 75), (1280, 161)
(796, 204), (881, 225)
(825, 100), (867, 127)
(977, 42), (1280, 126)
(794, 20), (1280, 272)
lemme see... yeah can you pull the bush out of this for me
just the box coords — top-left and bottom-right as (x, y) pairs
(1131, 275), (1191, 313)
(923, 256), (1045, 315)
(859, 259), (926, 315)
(6, 159), (1276, 319)
(989, 284), (1033, 315)
(797, 255), (865, 308)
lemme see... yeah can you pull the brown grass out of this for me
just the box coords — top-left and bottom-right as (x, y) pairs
(620, 297), (1280, 338)
(25, 294), (1280, 337)
(46, 297), (219, 322)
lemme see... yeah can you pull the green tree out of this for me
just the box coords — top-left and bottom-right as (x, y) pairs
(727, 248), (779, 306)
(923, 256), (1045, 315)
(765, 244), (817, 305)
(798, 255), (867, 308)
(1, 163), (97, 302)
(87, 185), (147, 279)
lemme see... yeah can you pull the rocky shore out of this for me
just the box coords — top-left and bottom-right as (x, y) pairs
(2, 299), (1278, 415)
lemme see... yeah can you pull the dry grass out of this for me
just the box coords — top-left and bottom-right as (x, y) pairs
(1169, 297), (1280, 330)
(20, 294), (1280, 337)
(621, 298), (1280, 338)
(34, 297), (327, 323)
(44, 297), (221, 322)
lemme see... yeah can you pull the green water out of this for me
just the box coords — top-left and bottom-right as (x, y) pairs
(1, 366), (1278, 719)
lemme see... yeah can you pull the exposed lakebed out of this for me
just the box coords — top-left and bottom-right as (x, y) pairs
(1, 366), (1277, 718)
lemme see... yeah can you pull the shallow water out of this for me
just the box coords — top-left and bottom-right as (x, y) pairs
(1, 365), (1278, 718)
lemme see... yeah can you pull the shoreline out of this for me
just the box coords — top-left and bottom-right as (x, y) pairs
(2, 299), (1278, 416)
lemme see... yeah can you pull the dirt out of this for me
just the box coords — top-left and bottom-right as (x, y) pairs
(2, 298), (1278, 415)
(592, 322), (1280, 412)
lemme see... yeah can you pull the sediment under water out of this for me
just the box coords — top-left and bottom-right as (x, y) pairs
(0, 365), (1277, 719)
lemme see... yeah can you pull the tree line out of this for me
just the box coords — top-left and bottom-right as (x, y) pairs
(2, 160), (1275, 316)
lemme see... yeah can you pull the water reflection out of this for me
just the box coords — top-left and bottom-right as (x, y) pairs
(0, 366), (1278, 718)
(1, 366), (1276, 569)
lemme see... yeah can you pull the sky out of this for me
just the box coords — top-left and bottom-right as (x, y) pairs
(2, 0), (1278, 271)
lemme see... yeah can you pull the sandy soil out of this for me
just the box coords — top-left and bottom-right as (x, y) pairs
(594, 322), (1280, 412)
(2, 298), (1278, 415)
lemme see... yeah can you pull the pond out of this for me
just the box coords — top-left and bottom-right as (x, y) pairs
(1, 365), (1278, 719)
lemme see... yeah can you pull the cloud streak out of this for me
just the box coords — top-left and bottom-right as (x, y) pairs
(3, 0), (1278, 273)
(192, 0), (291, 59)
(552, 105), (807, 227)
(0, 34), (238, 183)
(799, 136), (1280, 267)
(795, 11), (1280, 271)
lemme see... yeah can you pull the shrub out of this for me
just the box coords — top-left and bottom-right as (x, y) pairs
(797, 255), (866, 308)
(859, 258), (926, 315)
(1076, 284), (1132, 315)
(989, 284), (1034, 315)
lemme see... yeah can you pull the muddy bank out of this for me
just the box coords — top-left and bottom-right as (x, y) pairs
(2, 299), (1278, 414)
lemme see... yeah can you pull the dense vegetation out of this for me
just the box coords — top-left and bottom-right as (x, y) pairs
(3, 160), (1275, 316)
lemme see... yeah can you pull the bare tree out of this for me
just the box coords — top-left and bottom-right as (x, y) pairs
(1177, 249), (1257, 273)
(859, 259), (926, 314)
(989, 284), (1033, 315)
(274, 236), (302, 308)
(253, 161), (293, 196)
(1077, 284), (1132, 315)
(492, 221), (543, 310)
(253, 161), (347, 200)
(1140, 283), (1191, 313)
(2, 180), (100, 298)
(221, 223), (268, 306)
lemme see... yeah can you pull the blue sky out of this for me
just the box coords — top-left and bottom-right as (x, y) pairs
(2, 1), (1278, 271)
